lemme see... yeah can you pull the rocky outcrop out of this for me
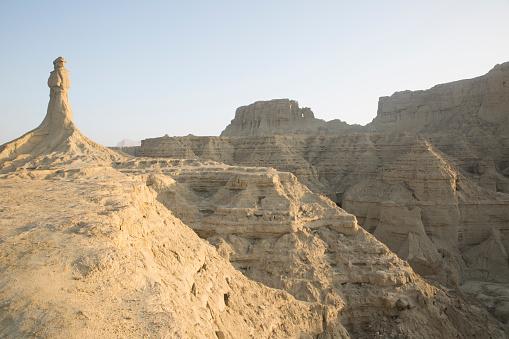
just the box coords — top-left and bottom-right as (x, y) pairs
(136, 133), (509, 288)
(3, 57), (505, 338)
(0, 167), (333, 338)
(369, 62), (509, 194)
(0, 59), (333, 338)
(114, 158), (505, 338)
(0, 57), (122, 174)
(221, 99), (362, 136)
(135, 62), (509, 329)
(370, 62), (509, 133)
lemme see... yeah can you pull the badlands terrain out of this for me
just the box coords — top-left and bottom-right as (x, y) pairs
(0, 57), (507, 338)
(125, 62), (509, 333)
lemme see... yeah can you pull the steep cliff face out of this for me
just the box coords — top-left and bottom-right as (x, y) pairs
(135, 62), (509, 313)
(114, 158), (505, 338)
(0, 58), (332, 338)
(221, 99), (361, 136)
(370, 61), (509, 133)
(368, 61), (509, 196)
(135, 133), (509, 288)
(5, 57), (509, 338)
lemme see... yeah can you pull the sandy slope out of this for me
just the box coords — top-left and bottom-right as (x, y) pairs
(0, 58), (506, 338)
(0, 167), (333, 338)
(0, 58), (336, 338)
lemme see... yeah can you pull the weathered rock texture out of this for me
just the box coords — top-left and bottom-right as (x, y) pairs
(370, 62), (509, 132)
(0, 57), (121, 174)
(1, 58), (505, 338)
(0, 59), (334, 338)
(137, 133), (509, 285)
(221, 99), (362, 136)
(135, 62), (509, 327)
(0, 169), (334, 338)
(114, 158), (505, 338)
(369, 62), (509, 194)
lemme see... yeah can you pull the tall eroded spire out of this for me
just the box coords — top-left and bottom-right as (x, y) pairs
(0, 57), (122, 172)
(38, 56), (75, 131)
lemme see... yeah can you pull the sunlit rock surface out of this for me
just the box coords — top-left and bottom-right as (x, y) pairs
(2, 58), (507, 337)
(135, 62), (509, 328)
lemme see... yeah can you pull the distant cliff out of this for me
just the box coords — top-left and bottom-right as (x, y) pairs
(370, 62), (509, 133)
(134, 62), (509, 307)
(221, 98), (362, 136)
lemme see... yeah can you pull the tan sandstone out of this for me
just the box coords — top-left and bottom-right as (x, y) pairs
(133, 62), (509, 328)
(1, 59), (506, 337)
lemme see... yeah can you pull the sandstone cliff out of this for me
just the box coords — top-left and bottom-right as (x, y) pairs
(221, 99), (362, 136)
(2, 58), (505, 337)
(370, 62), (509, 133)
(136, 133), (509, 285)
(369, 61), (509, 193)
(0, 59), (333, 338)
(114, 158), (505, 338)
(136, 62), (509, 327)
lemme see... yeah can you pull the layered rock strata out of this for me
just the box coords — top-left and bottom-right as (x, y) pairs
(114, 158), (505, 338)
(221, 99), (362, 136)
(3, 57), (506, 337)
(0, 58), (335, 338)
(135, 63), (509, 325)
(370, 62), (509, 132)
(369, 62), (509, 195)
(136, 133), (509, 283)
(0, 168), (334, 338)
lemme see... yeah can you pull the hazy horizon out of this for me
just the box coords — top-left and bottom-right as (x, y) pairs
(1, 1), (508, 145)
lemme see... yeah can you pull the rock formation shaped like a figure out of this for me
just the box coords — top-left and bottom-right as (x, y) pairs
(1, 57), (507, 337)
(39, 56), (75, 131)
(0, 57), (121, 174)
(0, 58), (332, 338)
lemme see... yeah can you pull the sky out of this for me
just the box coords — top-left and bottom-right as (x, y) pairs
(1, 1), (508, 146)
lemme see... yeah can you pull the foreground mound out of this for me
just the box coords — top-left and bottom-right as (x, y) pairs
(0, 168), (332, 338)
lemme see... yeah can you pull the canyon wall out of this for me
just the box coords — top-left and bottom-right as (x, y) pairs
(113, 158), (505, 337)
(4, 57), (507, 337)
(136, 133), (509, 286)
(370, 62), (509, 133)
(135, 62), (509, 290)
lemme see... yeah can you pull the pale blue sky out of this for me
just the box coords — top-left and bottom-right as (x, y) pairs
(1, 0), (508, 145)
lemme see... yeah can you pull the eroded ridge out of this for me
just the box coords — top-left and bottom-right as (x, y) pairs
(1, 58), (507, 338)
